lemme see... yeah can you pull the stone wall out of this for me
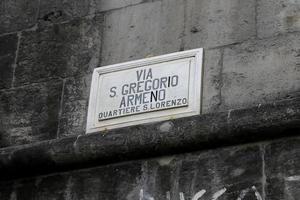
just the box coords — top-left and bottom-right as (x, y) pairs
(0, 136), (299, 200)
(0, 0), (299, 199)
(0, 0), (299, 147)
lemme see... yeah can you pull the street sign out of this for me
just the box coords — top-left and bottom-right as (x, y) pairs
(86, 48), (203, 133)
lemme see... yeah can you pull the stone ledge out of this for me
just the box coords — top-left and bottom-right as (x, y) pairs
(0, 97), (299, 181)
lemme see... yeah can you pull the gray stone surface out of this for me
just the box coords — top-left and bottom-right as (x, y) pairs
(58, 75), (92, 137)
(0, 97), (298, 180)
(101, 0), (185, 65)
(101, 0), (256, 66)
(0, 0), (39, 34)
(202, 49), (223, 114)
(221, 33), (300, 111)
(96, 0), (145, 12)
(38, 0), (93, 25)
(134, 145), (263, 200)
(1, 137), (291, 200)
(0, 1), (299, 199)
(0, 80), (62, 147)
(265, 137), (300, 200)
(15, 15), (103, 86)
(257, 0), (300, 38)
(2, 161), (141, 200)
(38, 0), (146, 26)
(184, 0), (256, 49)
(0, 33), (17, 89)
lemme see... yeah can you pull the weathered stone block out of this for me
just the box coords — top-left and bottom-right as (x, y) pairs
(16, 175), (69, 200)
(101, 0), (185, 65)
(184, 0), (256, 49)
(228, 97), (300, 139)
(38, 0), (149, 28)
(202, 49), (223, 114)
(0, 161), (142, 200)
(266, 177), (300, 200)
(0, 0), (39, 34)
(15, 15), (103, 86)
(177, 145), (261, 189)
(38, 0), (92, 25)
(257, 0), (300, 38)
(101, 0), (256, 64)
(0, 182), (13, 200)
(0, 141), (264, 199)
(38, 0), (145, 26)
(265, 137), (300, 179)
(0, 33), (17, 89)
(221, 33), (300, 110)
(116, 145), (262, 200)
(97, 0), (144, 12)
(58, 75), (91, 137)
(265, 137), (300, 200)
(0, 80), (63, 147)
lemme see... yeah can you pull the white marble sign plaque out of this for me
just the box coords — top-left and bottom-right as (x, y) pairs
(86, 48), (203, 133)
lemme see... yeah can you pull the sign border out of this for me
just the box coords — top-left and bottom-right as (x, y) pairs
(86, 48), (203, 133)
